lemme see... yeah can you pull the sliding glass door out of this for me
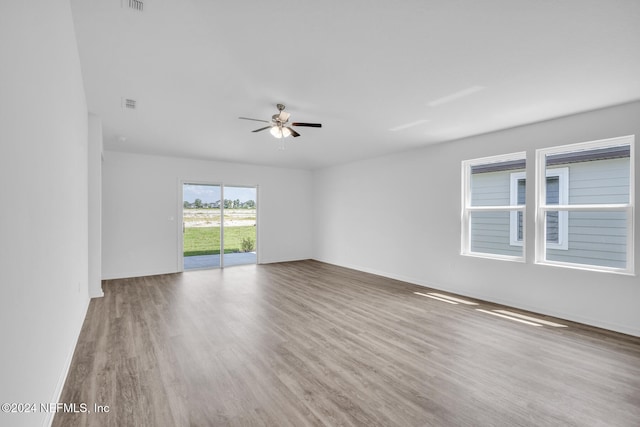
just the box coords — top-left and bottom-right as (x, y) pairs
(222, 186), (257, 267)
(182, 183), (222, 270)
(182, 183), (257, 270)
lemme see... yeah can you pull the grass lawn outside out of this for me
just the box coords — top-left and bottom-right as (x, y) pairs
(184, 226), (256, 257)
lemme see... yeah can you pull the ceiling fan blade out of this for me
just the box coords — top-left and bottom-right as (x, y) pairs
(286, 127), (300, 137)
(239, 117), (270, 123)
(291, 122), (322, 128)
(252, 126), (272, 133)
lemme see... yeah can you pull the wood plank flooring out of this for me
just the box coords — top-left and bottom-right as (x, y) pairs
(53, 260), (640, 426)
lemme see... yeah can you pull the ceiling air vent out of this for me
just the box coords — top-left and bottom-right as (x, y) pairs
(125, 0), (144, 12)
(122, 98), (137, 110)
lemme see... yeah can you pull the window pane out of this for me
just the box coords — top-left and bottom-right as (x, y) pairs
(546, 211), (559, 243)
(516, 179), (525, 241)
(517, 211), (524, 241)
(546, 211), (628, 269)
(546, 176), (559, 204)
(544, 176), (560, 243)
(471, 211), (523, 257)
(470, 160), (525, 207)
(545, 146), (630, 205)
(464, 154), (526, 260)
(517, 179), (526, 204)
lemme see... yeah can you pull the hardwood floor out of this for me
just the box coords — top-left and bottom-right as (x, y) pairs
(54, 260), (640, 427)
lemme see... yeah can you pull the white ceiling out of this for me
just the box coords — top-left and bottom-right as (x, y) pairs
(70, 0), (640, 170)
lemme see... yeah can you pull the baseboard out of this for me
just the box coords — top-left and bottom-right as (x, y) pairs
(102, 268), (179, 281)
(258, 256), (313, 265)
(312, 257), (435, 288)
(312, 257), (640, 338)
(451, 291), (640, 338)
(43, 296), (90, 427)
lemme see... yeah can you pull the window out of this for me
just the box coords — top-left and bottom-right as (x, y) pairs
(510, 168), (568, 249)
(461, 152), (526, 261)
(535, 136), (635, 274)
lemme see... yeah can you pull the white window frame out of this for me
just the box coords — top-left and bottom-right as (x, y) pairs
(509, 171), (526, 246)
(461, 151), (526, 262)
(511, 169), (568, 249)
(535, 135), (635, 275)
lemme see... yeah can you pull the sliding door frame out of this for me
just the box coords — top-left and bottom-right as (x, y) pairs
(178, 179), (259, 272)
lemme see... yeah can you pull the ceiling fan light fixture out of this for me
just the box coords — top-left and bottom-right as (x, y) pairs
(270, 126), (291, 139)
(270, 126), (282, 138)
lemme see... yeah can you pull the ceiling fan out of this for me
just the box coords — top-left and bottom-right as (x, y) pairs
(239, 104), (322, 138)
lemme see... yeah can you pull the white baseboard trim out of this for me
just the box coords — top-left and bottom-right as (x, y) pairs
(43, 296), (90, 427)
(102, 268), (179, 281)
(258, 256), (312, 265)
(454, 291), (640, 338)
(103, 257), (316, 280)
(312, 257), (640, 338)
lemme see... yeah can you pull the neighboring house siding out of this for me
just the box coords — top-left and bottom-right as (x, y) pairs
(546, 157), (629, 268)
(470, 157), (629, 266)
(470, 169), (523, 256)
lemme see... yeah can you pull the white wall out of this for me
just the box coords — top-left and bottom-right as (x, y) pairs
(102, 151), (313, 279)
(0, 1), (90, 426)
(313, 101), (640, 337)
(88, 114), (103, 297)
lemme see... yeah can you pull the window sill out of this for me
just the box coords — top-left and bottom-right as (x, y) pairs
(535, 259), (635, 276)
(461, 252), (525, 263)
